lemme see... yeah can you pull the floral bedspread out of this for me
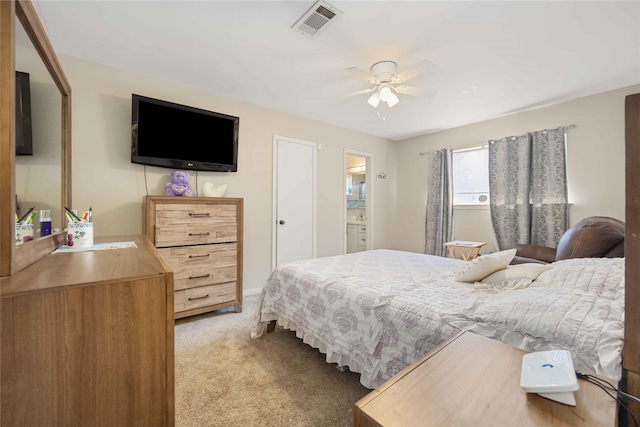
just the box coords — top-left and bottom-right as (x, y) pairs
(251, 251), (625, 388)
(251, 249), (480, 388)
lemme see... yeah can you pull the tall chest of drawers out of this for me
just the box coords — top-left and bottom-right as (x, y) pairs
(144, 196), (243, 319)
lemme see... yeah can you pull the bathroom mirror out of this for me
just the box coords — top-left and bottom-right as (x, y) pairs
(1, 0), (71, 276)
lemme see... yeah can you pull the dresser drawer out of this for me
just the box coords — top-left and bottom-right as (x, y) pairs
(158, 243), (237, 290)
(154, 203), (237, 247)
(174, 281), (237, 312)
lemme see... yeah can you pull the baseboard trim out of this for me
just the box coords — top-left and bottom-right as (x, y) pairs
(243, 287), (263, 297)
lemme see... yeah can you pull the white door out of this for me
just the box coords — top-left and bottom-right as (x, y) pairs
(273, 136), (316, 268)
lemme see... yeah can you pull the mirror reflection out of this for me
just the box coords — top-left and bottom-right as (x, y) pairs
(14, 17), (62, 243)
(346, 154), (368, 254)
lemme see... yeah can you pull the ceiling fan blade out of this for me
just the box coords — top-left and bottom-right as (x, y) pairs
(345, 66), (376, 83)
(392, 60), (435, 84)
(394, 85), (437, 98)
(341, 87), (376, 99)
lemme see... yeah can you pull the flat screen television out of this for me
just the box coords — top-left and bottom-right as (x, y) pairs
(131, 94), (239, 172)
(15, 71), (33, 156)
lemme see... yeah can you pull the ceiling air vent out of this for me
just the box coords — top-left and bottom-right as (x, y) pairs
(291, 0), (342, 39)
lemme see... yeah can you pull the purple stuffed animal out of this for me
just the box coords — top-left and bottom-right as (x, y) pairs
(165, 171), (193, 196)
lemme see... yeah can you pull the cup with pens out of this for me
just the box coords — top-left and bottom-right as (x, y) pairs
(65, 206), (93, 248)
(15, 206), (36, 245)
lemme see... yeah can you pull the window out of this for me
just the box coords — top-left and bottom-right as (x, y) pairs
(452, 146), (489, 205)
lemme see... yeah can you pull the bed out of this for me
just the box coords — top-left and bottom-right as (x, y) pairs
(251, 249), (625, 389)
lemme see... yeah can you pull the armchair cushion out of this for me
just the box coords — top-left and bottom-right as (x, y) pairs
(555, 216), (625, 260)
(510, 216), (625, 265)
(513, 244), (557, 264)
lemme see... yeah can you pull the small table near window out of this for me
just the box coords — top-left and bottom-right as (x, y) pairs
(444, 240), (486, 260)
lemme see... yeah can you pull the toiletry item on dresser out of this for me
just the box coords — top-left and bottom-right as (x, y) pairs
(15, 223), (33, 245)
(15, 206), (36, 245)
(64, 206), (94, 248)
(40, 209), (52, 237)
(17, 206), (35, 224)
(68, 221), (93, 248)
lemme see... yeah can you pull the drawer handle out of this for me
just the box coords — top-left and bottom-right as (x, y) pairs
(189, 274), (211, 280)
(188, 294), (209, 301)
(189, 212), (211, 217)
(188, 254), (211, 259)
(189, 232), (211, 237)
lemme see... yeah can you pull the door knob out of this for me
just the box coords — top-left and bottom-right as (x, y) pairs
(279, 220), (285, 225)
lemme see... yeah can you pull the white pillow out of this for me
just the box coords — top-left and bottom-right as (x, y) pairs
(478, 263), (553, 290)
(454, 249), (517, 283)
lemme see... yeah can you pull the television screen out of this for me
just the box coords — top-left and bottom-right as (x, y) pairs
(15, 71), (33, 156)
(131, 94), (239, 172)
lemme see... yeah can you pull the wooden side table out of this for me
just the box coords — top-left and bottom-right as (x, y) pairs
(354, 332), (616, 427)
(444, 240), (486, 260)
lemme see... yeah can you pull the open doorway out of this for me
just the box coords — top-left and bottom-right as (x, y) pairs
(344, 150), (373, 254)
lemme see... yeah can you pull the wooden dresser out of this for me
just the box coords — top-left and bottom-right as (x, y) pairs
(144, 196), (243, 319)
(0, 236), (175, 426)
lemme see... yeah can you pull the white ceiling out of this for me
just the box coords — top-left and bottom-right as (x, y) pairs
(33, 0), (640, 141)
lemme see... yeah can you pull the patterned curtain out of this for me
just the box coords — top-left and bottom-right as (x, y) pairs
(530, 127), (568, 246)
(488, 134), (532, 251)
(489, 126), (568, 250)
(425, 148), (453, 256)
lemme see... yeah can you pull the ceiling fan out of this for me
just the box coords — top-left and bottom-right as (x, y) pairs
(345, 60), (437, 109)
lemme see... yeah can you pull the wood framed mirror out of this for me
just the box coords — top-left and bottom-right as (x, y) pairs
(1, 0), (71, 276)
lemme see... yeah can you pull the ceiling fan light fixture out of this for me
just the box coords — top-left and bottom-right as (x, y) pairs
(367, 92), (381, 108)
(386, 91), (400, 107)
(378, 83), (400, 108)
(379, 84), (393, 102)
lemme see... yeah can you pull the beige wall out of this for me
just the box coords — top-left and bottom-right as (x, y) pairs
(55, 52), (636, 288)
(392, 85), (640, 253)
(61, 55), (397, 293)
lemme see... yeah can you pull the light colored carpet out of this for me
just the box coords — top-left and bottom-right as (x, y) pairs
(174, 294), (370, 427)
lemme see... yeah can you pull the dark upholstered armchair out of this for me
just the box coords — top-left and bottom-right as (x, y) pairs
(511, 216), (625, 265)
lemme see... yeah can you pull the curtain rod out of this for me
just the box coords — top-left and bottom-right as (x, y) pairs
(419, 124), (576, 156)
